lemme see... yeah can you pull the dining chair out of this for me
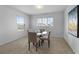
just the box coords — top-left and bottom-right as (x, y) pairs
(28, 32), (40, 51)
(40, 31), (51, 48)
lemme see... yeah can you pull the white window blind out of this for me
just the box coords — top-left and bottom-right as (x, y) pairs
(36, 17), (53, 26)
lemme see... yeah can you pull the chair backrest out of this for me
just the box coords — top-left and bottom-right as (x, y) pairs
(42, 31), (50, 40)
(28, 32), (37, 43)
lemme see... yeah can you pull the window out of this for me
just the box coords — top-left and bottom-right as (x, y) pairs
(16, 16), (25, 31)
(36, 17), (53, 26)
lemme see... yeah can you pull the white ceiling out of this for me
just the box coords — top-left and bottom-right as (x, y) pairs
(9, 5), (68, 15)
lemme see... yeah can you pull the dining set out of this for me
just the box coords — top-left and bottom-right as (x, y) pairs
(27, 29), (51, 51)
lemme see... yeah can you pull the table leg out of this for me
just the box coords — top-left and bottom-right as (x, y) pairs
(41, 40), (44, 46)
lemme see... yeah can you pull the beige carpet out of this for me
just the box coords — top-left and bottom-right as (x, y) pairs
(0, 37), (74, 54)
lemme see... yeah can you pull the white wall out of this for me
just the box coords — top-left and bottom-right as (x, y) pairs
(30, 12), (64, 38)
(64, 5), (79, 53)
(0, 6), (29, 45)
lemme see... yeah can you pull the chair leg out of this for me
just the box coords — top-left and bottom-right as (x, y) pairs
(42, 40), (44, 43)
(48, 40), (50, 48)
(39, 40), (40, 47)
(28, 42), (30, 51)
(36, 43), (38, 52)
(33, 43), (35, 46)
